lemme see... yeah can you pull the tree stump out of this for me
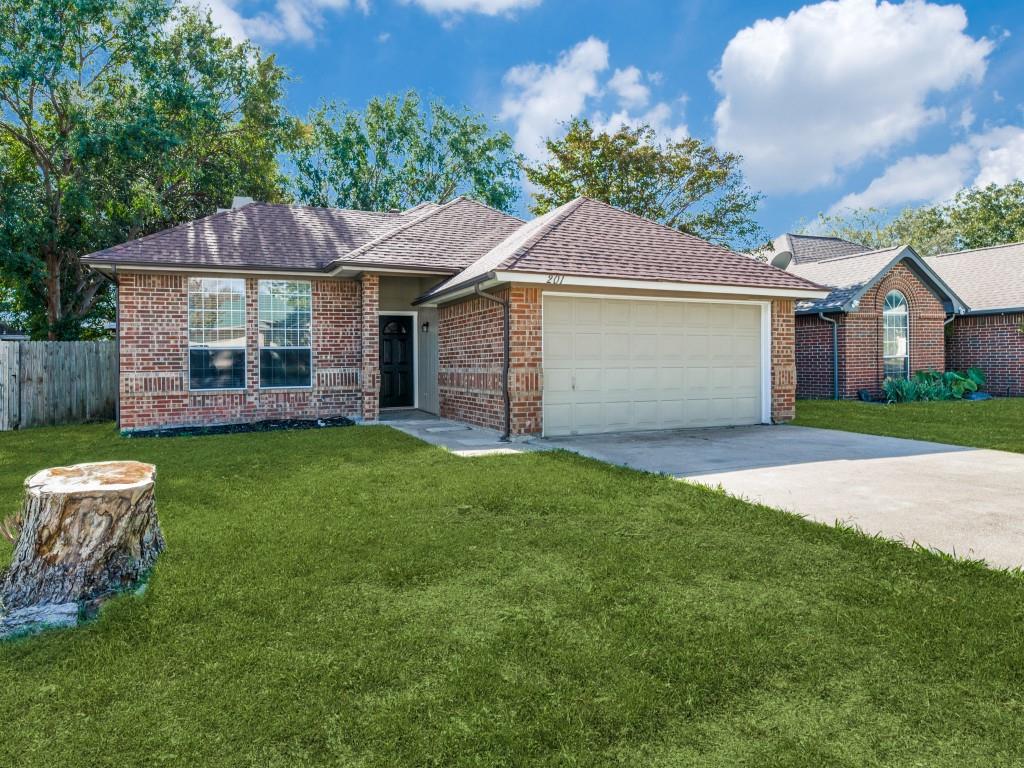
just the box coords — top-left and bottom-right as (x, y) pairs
(0, 461), (164, 638)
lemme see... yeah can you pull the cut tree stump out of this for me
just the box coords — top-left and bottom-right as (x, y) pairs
(0, 461), (164, 638)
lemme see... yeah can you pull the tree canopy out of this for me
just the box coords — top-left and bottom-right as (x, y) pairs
(523, 118), (766, 250)
(0, 0), (293, 338)
(809, 182), (1024, 257)
(290, 92), (520, 213)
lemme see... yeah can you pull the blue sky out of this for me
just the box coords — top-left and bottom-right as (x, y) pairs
(201, 0), (1024, 237)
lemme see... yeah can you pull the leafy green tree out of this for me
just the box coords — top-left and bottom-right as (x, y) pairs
(291, 92), (520, 213)
(0, 0), (293, 339)
(523, 118), (766, 249)
(809, 182), (1024, 257)
(807, 206), (956, 256)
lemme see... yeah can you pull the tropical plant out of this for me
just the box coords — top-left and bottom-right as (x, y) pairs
(883, 368), (986, 403)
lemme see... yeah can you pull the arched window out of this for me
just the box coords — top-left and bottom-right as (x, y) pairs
(882, 290), (909, 380)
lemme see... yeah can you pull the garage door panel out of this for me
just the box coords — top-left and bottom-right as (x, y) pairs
(543, 296), (764, 436)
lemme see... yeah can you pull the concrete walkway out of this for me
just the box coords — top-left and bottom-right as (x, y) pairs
(544, 425), (1024, 570)
(380, 410), (545, 457)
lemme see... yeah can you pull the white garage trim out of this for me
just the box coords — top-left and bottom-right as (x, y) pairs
(540, 292), (772, 437)
(500, 271), (828, 300)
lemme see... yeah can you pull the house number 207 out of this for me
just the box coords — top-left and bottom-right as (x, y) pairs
(546, 275), (565, 285)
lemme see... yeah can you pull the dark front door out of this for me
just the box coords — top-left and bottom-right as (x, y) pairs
(379, 315), (415, 408)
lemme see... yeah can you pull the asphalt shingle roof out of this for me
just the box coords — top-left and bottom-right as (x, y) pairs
(423, 198), (825, 300)
(84, 203), (405, 272)
(336, 197), (524, 273)
(773, 233), (873, 265)
(926, 242), (1024, 313)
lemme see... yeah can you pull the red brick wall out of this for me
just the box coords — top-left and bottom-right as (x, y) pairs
(117, 273), (363, 431)
(794, 262), (947, 400)
(437, 289), (506, 432)
(947, 313), (1024, 397)
(795, 314), (836, 399)
(360, 273), (380, 422)
(437, 285), (543, 436)
(771, 299), (796, 423)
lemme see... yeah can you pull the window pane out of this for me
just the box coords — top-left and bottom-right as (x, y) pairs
(258, 281), (312, 387)
(260, 348), (311, 388)
(188, 278), (246, 389)
(190, 349), (245, 390)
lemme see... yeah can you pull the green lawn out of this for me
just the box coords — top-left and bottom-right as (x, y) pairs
(2, 423), (1024, 767)
(793, 398), (1024, 453)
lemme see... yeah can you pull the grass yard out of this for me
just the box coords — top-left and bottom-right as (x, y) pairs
(793, 398), (1024, 453)
(2, 423), (1024, 767)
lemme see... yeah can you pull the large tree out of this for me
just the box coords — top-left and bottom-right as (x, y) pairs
(290, 92), (521, 213)
(0, 0), (293, 339)
(810, 182), (1024, 257)
(523, 118), (766, 250)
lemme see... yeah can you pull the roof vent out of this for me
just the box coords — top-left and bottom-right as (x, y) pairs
(232, 196), (255, 209)
(770, 250), (794, 270)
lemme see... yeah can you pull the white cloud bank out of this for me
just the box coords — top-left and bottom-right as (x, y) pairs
(712, 0), (993, 193)
(195, 0), (368, 43)
(831, 126), (1024, 211)
(404, 0), (541, 15)
(500, 39), (687, 162)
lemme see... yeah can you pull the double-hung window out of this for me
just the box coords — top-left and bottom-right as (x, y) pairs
(259, 281), (312, 388)
(188, 278), (246, 390)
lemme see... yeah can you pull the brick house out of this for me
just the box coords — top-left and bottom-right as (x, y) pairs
(927, 242), (1024, 397)
(83, 197), (827, 437)
(768, 235), (966, 400)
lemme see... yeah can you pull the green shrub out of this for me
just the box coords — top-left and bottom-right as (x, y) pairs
(883, 368), (986, 404)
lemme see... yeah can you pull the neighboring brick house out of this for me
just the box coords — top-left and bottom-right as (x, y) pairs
(927, 242), (1024, 397)
(83, 197), (827, 437)
(768, 236), (966, 400)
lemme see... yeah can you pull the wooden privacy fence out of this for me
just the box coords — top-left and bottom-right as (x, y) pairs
(0, 341), (117, 430)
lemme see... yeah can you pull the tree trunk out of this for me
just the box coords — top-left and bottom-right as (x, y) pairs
(1, 461), (164, 637)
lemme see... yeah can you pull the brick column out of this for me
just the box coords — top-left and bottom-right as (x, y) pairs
(360, 273), (380, 422)
(771, 298), (796, 423)
(508, 285), (543, 435)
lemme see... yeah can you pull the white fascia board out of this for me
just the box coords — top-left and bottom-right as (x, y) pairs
(493, 271), (830, 300)
(414, 277), (503, 307)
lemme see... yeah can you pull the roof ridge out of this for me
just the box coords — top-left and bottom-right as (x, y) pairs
(930, 240), (1024, 258)
(808, 244), (903, 265)
(788, 233), (863, 243)
(501, 198), (588, 270)
(330, 197), (460, 265)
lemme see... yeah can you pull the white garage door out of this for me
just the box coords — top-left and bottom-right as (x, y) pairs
(543, 295), (765, 437)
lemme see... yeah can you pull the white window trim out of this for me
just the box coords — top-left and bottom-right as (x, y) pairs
(258, 280), (314, 390)
(378, 310), (419, 411)
(539, 292), (772, 437)
(188, 277), (247, 393)
(882, 290), (911, 380)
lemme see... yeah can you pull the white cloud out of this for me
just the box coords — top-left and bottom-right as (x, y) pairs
(404, 0), (541, 15)
(830, 146), (975, 211)
(194, 0), (367, 44)
(712, 0), (993, 193)
(972, 126), (1024, 187)
(607, 67), (650, 110)
(500, 39), (687, 162)
(830, 125), (1024, 211)
(500, 37), (610, 160)
(377, 31), (391, 43)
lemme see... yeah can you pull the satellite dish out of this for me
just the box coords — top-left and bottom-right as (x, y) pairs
(770, 250), (794, 270)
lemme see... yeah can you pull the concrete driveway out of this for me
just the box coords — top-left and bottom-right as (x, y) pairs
(543, 425), (1024, 570)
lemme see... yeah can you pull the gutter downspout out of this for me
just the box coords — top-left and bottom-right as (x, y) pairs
(474, 284), (511, 442)
(818, 312), (839, 400)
